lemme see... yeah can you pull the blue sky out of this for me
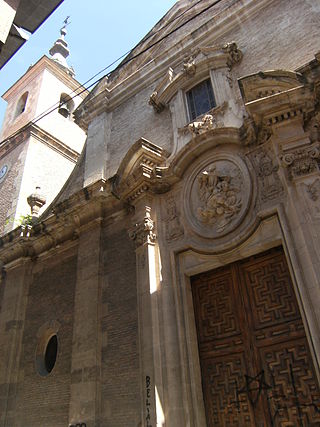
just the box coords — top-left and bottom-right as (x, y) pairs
(0, 0), (177, 130)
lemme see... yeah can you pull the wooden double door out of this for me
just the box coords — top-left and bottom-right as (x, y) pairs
(191, 247), (320, 426)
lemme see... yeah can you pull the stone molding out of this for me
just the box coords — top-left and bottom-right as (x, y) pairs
(0, 180), (112, 265)
(2, 55), (88, 103)
(238, 70), (315, 146)
(0, 122), (80, 163)
(114, 138), (170, 202)
(148, 42), (242, 112)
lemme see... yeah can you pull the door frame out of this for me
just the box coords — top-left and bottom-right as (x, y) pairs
(171, 212), (320, 426)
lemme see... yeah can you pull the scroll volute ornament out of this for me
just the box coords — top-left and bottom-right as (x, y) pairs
(280, 145), (320, 180)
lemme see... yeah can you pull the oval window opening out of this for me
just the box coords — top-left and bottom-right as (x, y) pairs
(44, 334), (58, 373)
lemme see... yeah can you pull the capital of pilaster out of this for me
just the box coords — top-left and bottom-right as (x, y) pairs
(280, 143), (320, 180)
(129, 206), (156, 247)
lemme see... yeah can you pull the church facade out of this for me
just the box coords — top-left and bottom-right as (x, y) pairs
(0, 1), (320, 426)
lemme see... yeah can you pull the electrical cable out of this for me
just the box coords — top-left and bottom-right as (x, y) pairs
(0, 0), (222, 146)
(20, 0), (206, 126)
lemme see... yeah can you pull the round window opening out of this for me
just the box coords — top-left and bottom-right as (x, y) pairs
(36, 334), (58, 376)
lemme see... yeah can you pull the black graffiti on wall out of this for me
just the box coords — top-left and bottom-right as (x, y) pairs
(146, 375), (152, 427)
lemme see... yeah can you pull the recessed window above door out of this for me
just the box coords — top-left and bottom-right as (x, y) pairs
(186, 79), (216, 121)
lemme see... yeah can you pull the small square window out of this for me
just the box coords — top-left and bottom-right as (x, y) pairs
(186, 79), (216, 121)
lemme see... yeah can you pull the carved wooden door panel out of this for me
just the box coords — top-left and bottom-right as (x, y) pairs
(191, 247), (320, 426)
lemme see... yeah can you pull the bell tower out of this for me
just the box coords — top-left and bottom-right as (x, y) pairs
(0, 20), (87, 234)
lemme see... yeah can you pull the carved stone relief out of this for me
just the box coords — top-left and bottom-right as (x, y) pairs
(222, 41), (243, 68)
(303, 178), (320, 218)
(252, 149), (284, 201)
(281, 145), (320, 180)
(187, 102), (227, 136)
(306, 178), (320, 201)
(304, 112), (320, 143)
(183, 56), (196, 77)
(163, 196), (184, 241)
(129, 207), (156, 247)
(184, 154), (251, 238)
(240, 118), (272, 146)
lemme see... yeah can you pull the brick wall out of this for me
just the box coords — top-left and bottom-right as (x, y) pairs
(15, 253), (77, 427)
(0, 142), (28, 235)
(100, 223), (141, 426)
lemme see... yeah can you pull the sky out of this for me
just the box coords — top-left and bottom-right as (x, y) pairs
(0, 0), (177, 130)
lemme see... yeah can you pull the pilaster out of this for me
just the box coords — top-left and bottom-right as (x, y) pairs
(68, 220), (102, 427)
(129, 201), (161, 427)
(0, 260), (32, 427)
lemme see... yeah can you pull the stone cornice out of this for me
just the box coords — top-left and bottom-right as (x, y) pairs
(114, 128), (244, 205)
(0, 180), (115, 266)
(245, 86), (314, 126)
(74, 0), (272, 131)
(114, 138), (170, 203)
(2, 56), (88, 101)
(239, 70), (315, 132)
(0, 122), (80, 162)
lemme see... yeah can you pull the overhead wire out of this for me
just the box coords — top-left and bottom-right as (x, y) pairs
(0, 0), (222, 146)
(17, 0), (206, 127)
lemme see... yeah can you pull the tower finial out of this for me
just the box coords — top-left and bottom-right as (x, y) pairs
(49, 16), (75, 77)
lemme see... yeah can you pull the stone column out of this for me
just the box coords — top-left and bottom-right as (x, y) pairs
(68, 220), (102, 427)
(129, 201), (164, 427)
(0, 260), (32, 427)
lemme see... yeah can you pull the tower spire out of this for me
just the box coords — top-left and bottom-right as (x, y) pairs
(49, 17), (75, 76)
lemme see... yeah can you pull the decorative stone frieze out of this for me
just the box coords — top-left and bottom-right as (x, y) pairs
(164, 196), (184, 241)
(184, 153), (251, 238)
(129, 206), (156, 247)
(280, 145), (320, 180)
(252, 149), (284, 201)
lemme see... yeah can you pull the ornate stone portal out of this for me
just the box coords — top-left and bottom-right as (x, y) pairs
(184, 154), (251, 238)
